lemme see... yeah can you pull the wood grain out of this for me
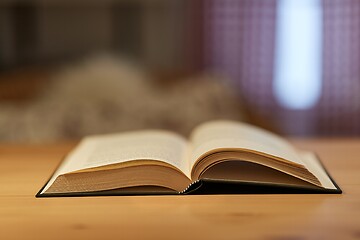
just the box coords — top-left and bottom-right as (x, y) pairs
(0, 139), (359, 240)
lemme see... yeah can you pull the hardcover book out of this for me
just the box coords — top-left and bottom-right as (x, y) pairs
(37, 120), (341, 197)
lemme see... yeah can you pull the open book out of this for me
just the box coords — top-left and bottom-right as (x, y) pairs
(37, 120), (341, 197)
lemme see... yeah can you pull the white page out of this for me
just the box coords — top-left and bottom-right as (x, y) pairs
(300, 151), (337, 190)
(189, 120), (304, 168)
(41, 130), (189, 194)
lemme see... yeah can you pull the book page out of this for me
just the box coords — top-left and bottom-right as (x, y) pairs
(41, 130), (190, 194)
(189, 120), (304, 169)
(300, 151), (337, 190)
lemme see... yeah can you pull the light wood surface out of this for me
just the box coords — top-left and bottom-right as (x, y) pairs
(0, 139), (359, 240)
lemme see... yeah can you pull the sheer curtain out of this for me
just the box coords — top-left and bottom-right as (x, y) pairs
(201, 0), (360, 135)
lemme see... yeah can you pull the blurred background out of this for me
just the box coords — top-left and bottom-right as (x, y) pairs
(0, 0), (359, 143)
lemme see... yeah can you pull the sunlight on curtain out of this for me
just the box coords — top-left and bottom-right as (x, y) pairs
(273, 0), (323, 110)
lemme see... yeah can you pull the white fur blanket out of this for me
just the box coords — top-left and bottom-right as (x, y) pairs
(0, 56), (246, 142)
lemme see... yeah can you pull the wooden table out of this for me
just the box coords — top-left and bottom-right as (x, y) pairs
(0, 139), (359, 240)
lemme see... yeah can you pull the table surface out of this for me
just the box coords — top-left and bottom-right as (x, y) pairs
(0, 139), (359, 240)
